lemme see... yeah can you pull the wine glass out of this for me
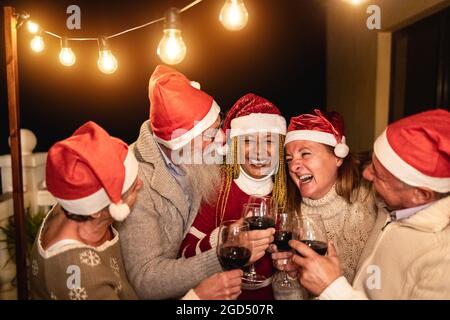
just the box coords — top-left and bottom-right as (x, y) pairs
(273, 212), (295, 288)
(297, 214), (328, 256)
(241, 200), (276, 285)
(217, 220), (252, 271)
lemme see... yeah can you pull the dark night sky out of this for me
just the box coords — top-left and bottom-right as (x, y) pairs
(0, 0), (326, 154)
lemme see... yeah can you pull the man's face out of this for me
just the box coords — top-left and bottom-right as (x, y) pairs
(363, 155), (415, 210)
(199, 115), (224, 151)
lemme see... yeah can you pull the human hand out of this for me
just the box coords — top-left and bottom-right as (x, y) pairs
(194, 269), (243, 300)
(271, 248), (297, 277)
(247, 228), (275, 263)
(289, 240), (342, 296)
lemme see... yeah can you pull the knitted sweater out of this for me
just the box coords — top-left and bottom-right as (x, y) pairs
(30, 208), (137, 300)
(300, 184), (377, 282)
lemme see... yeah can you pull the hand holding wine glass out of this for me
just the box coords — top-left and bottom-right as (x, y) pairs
(272, 211), (295, 288)
(241, 199), (276, 284)
(289, 214), (343, 296)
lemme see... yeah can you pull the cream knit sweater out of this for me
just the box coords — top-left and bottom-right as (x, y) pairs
(300, 184), (377, 282)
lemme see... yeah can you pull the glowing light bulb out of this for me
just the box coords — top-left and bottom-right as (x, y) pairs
(219, 0), (248, 31)
(157, 29), (187, 65)
(58, 37), (76, 67)
(59, 48), (76, 67)
(157, 8), (187, 65)
(343, 0), (367, 5)
(30, 35), (44, 53)
(27, 21), (39, 34)
(97, 50), (118, 74)
(97, 37), (118, 74)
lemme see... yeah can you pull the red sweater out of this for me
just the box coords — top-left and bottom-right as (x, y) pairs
(179, 181), (275, 300)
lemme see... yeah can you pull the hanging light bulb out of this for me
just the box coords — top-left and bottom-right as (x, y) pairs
(30, 33), (44, 53)
(157, 8), (187, 65)
(343, 0), (368, 5)
(59, 37), (76, 67)
(27, 20), (40, 34)
(219, 0), (249, 31)
(97, 37), (118, 74)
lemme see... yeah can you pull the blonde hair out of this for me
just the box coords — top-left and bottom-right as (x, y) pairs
(216, 134), (287, 226)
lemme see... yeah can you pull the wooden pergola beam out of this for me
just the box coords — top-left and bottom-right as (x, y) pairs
(4, 6), (28, 300)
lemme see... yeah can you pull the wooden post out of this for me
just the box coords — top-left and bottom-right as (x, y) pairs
(4, 6), (28, 300)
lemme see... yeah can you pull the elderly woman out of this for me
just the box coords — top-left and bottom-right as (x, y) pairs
(180, 93), (287, 300)
(272, 109), (377, 298)
(30, 121), (242, 300)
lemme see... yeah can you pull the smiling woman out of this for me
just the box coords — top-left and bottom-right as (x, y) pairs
(272, 109), (377, 295)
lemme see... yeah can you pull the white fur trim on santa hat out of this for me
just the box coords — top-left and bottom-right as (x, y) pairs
(285, 130), (349, 158)
(55, 148), (139, 216)
(230, 113), (287, 138)
(153, 100), (221, 150)
(374, 130), (450, 193)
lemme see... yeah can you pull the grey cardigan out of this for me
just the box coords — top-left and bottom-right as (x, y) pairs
(119, 121), (222, 299)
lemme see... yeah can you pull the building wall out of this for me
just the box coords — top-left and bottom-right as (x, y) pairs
(327, 0), (450, 152)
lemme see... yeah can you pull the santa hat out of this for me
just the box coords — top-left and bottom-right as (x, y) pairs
(374, 109), (450, 193)
(46, 121), (139, 221)
(149, 65), (221, 150)
(223, 93), (287, 138)
(285, 109), (350, 158)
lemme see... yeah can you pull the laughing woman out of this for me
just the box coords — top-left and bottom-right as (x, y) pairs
(272, 110), (377, 294)
(179, 93), (287, 300)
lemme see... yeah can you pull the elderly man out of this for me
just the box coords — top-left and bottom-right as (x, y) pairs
(289, 109), (450, 299)
(119, 65), (270, 300)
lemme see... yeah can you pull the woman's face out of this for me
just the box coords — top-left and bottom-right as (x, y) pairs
(285, 140), (342, 200)
(239, 133), (279, 179)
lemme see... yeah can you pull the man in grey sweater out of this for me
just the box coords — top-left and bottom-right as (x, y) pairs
(119, 65), (228, 299)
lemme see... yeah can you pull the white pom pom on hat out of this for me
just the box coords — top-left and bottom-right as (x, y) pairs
(334, 137), (350, 158)
(109, 202), (131, 222)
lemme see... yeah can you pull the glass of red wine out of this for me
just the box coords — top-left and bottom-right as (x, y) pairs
(273, 211), (295, 288)
(217, 220), (252, 272)
(241, 199), (276, 285)
(297, 214), (328, 256)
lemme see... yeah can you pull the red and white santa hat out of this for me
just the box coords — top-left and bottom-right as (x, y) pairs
(374, 109), (450, 193)
(149, 65), (221, 150)
(285, 109), (350, 158)
(223, 93), (286, 138)
(46, 121), (139, 222)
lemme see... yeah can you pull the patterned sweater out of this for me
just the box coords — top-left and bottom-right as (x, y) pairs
(30, 208), (137, 300)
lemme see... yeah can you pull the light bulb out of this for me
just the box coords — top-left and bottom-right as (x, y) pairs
(97, 50), (118, 74)
(59, 37), (76, 67)
(27, 21), (39, 34)
(157, 29), (187, 65)
(59, 48), (76, 67)
(219, 0), (248, 31)
(97, 37), (118, 74)
(30, 35), (44, 53)
(343, 0), (367, 5)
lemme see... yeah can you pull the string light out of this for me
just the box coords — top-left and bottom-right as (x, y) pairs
(30, 32), (45, 53)
(219, 0), (249, 31)
(26, 20), (39, 34)
(16, 0), (253, 72)
(97, 37), (118, 74)
(59, 37), (76, 67)
(157, 8), (187, 65)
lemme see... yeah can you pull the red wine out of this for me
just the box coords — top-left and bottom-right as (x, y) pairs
(274, 231), (293, 251)
(245, 216), (275, 230)
(218, 246), (251, 270)
(300, 240), (328, 255)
